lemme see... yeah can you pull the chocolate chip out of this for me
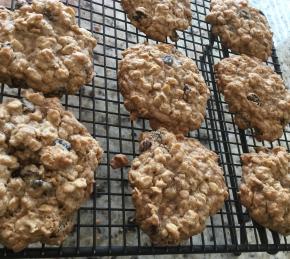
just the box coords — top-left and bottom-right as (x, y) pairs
(54, 138), (71, 150)
(247, 93), (261, 106)
(132, 10), (147, 22)
(163, 55), (174, 66)
(239, 9), (251, 19)
(140, 139), (152, 153)
(21, 98), (35, 113)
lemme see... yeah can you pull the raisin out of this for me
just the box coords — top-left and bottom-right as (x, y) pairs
(163, 55), (174, 66)
(140, 139), (152, 152)
(259, 10), (265, 16)
(11, 169), (21, 178)
(183, 84), (191, 101)
(169, 30), (179, 42)
(21, 98), (35, 113)
(238, 9), (251, 19)
(247, 93), (260, 106)
(54, 138), (71, 150)
(44, 10), (55, 21)
(132, 10), (147, 22)
(30, 179), (45, 188)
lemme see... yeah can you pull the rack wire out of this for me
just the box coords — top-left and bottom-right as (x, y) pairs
(0, 0), (290, 257)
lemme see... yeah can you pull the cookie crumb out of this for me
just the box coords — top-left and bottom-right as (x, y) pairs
(110, 154), (129, 169)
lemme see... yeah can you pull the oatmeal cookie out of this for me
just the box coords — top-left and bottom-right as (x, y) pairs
(121, 0), (191, 42)
(118, 43), (210, 134)
(0, 91), (103, 252)
(0, 0), (96, 96)
(128, 128), (228, 245)
(215, 55), (290, 142)
(239, 146), (290, 235)
(206, 0), (273, 60)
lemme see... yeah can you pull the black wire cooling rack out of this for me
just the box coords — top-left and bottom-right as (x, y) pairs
(0, 0), (290, 257)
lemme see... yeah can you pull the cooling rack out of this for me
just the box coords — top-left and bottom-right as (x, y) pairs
(0, 0), (290, 257)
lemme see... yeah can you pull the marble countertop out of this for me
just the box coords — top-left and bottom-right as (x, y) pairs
(250, 0), (290, 88)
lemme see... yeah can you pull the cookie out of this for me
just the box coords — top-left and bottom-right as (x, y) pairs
(215, 55), (290, 142)
(118, 43), (210, 134)
(121, 0), (191, 42)
(0, 0), (97, 96)
(206, 0), (273, 60)
(0, 91), (103, 252)
(128, 128), (228, 245)
(239, 146), (290, 235)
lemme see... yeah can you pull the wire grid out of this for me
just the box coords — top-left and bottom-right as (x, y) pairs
(0, 0), (290, 257)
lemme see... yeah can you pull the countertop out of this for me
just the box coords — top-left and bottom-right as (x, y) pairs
(250, 0), (290, 88)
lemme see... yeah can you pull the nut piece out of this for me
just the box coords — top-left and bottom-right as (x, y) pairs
(121, 0), (192, 42)
(239, 146), (290, 235)
(110, 154), (129, 169)
(118, 43), (210, 134)
(0, 0), (97, 96)
(0, 90), (103, 252)
(128, 128), (228, 245)
(206, 0), (273, 60)
(215, 55), (290, 142)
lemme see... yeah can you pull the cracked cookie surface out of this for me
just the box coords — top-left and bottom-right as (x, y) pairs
(215, 55), (290, 142)
(0, 91), (103, 251)
(121, 0), (191, 42)
(128, 128), (228, 245)
(118, 43), (210, 134)
(239, 146), (290, 235)
(206, 0), (273, 60)
(0, 0), (96, 96)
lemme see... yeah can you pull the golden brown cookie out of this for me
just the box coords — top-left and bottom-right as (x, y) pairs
(118, 43), (210, 134)
(215, 55), (290, 142)
(128, 128), (228, 245)
(121, 0), (192, 42)
(239, 146), (290, 235)
(206, 0), (273, 60)
(0, 0), (97, 96)
(0, 91), (103, 251)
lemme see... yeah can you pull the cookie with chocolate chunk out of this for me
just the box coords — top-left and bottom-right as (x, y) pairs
(206, 0), (273, 60)
(128, 128), (228, 245)
(215, 55), (290, 142)
(0, 0), (96, 96)
(121, 0), (192, 42)
(239, 146), (290, 235)
(118, 43), (210, 134)
(0, 91), (103, 252)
